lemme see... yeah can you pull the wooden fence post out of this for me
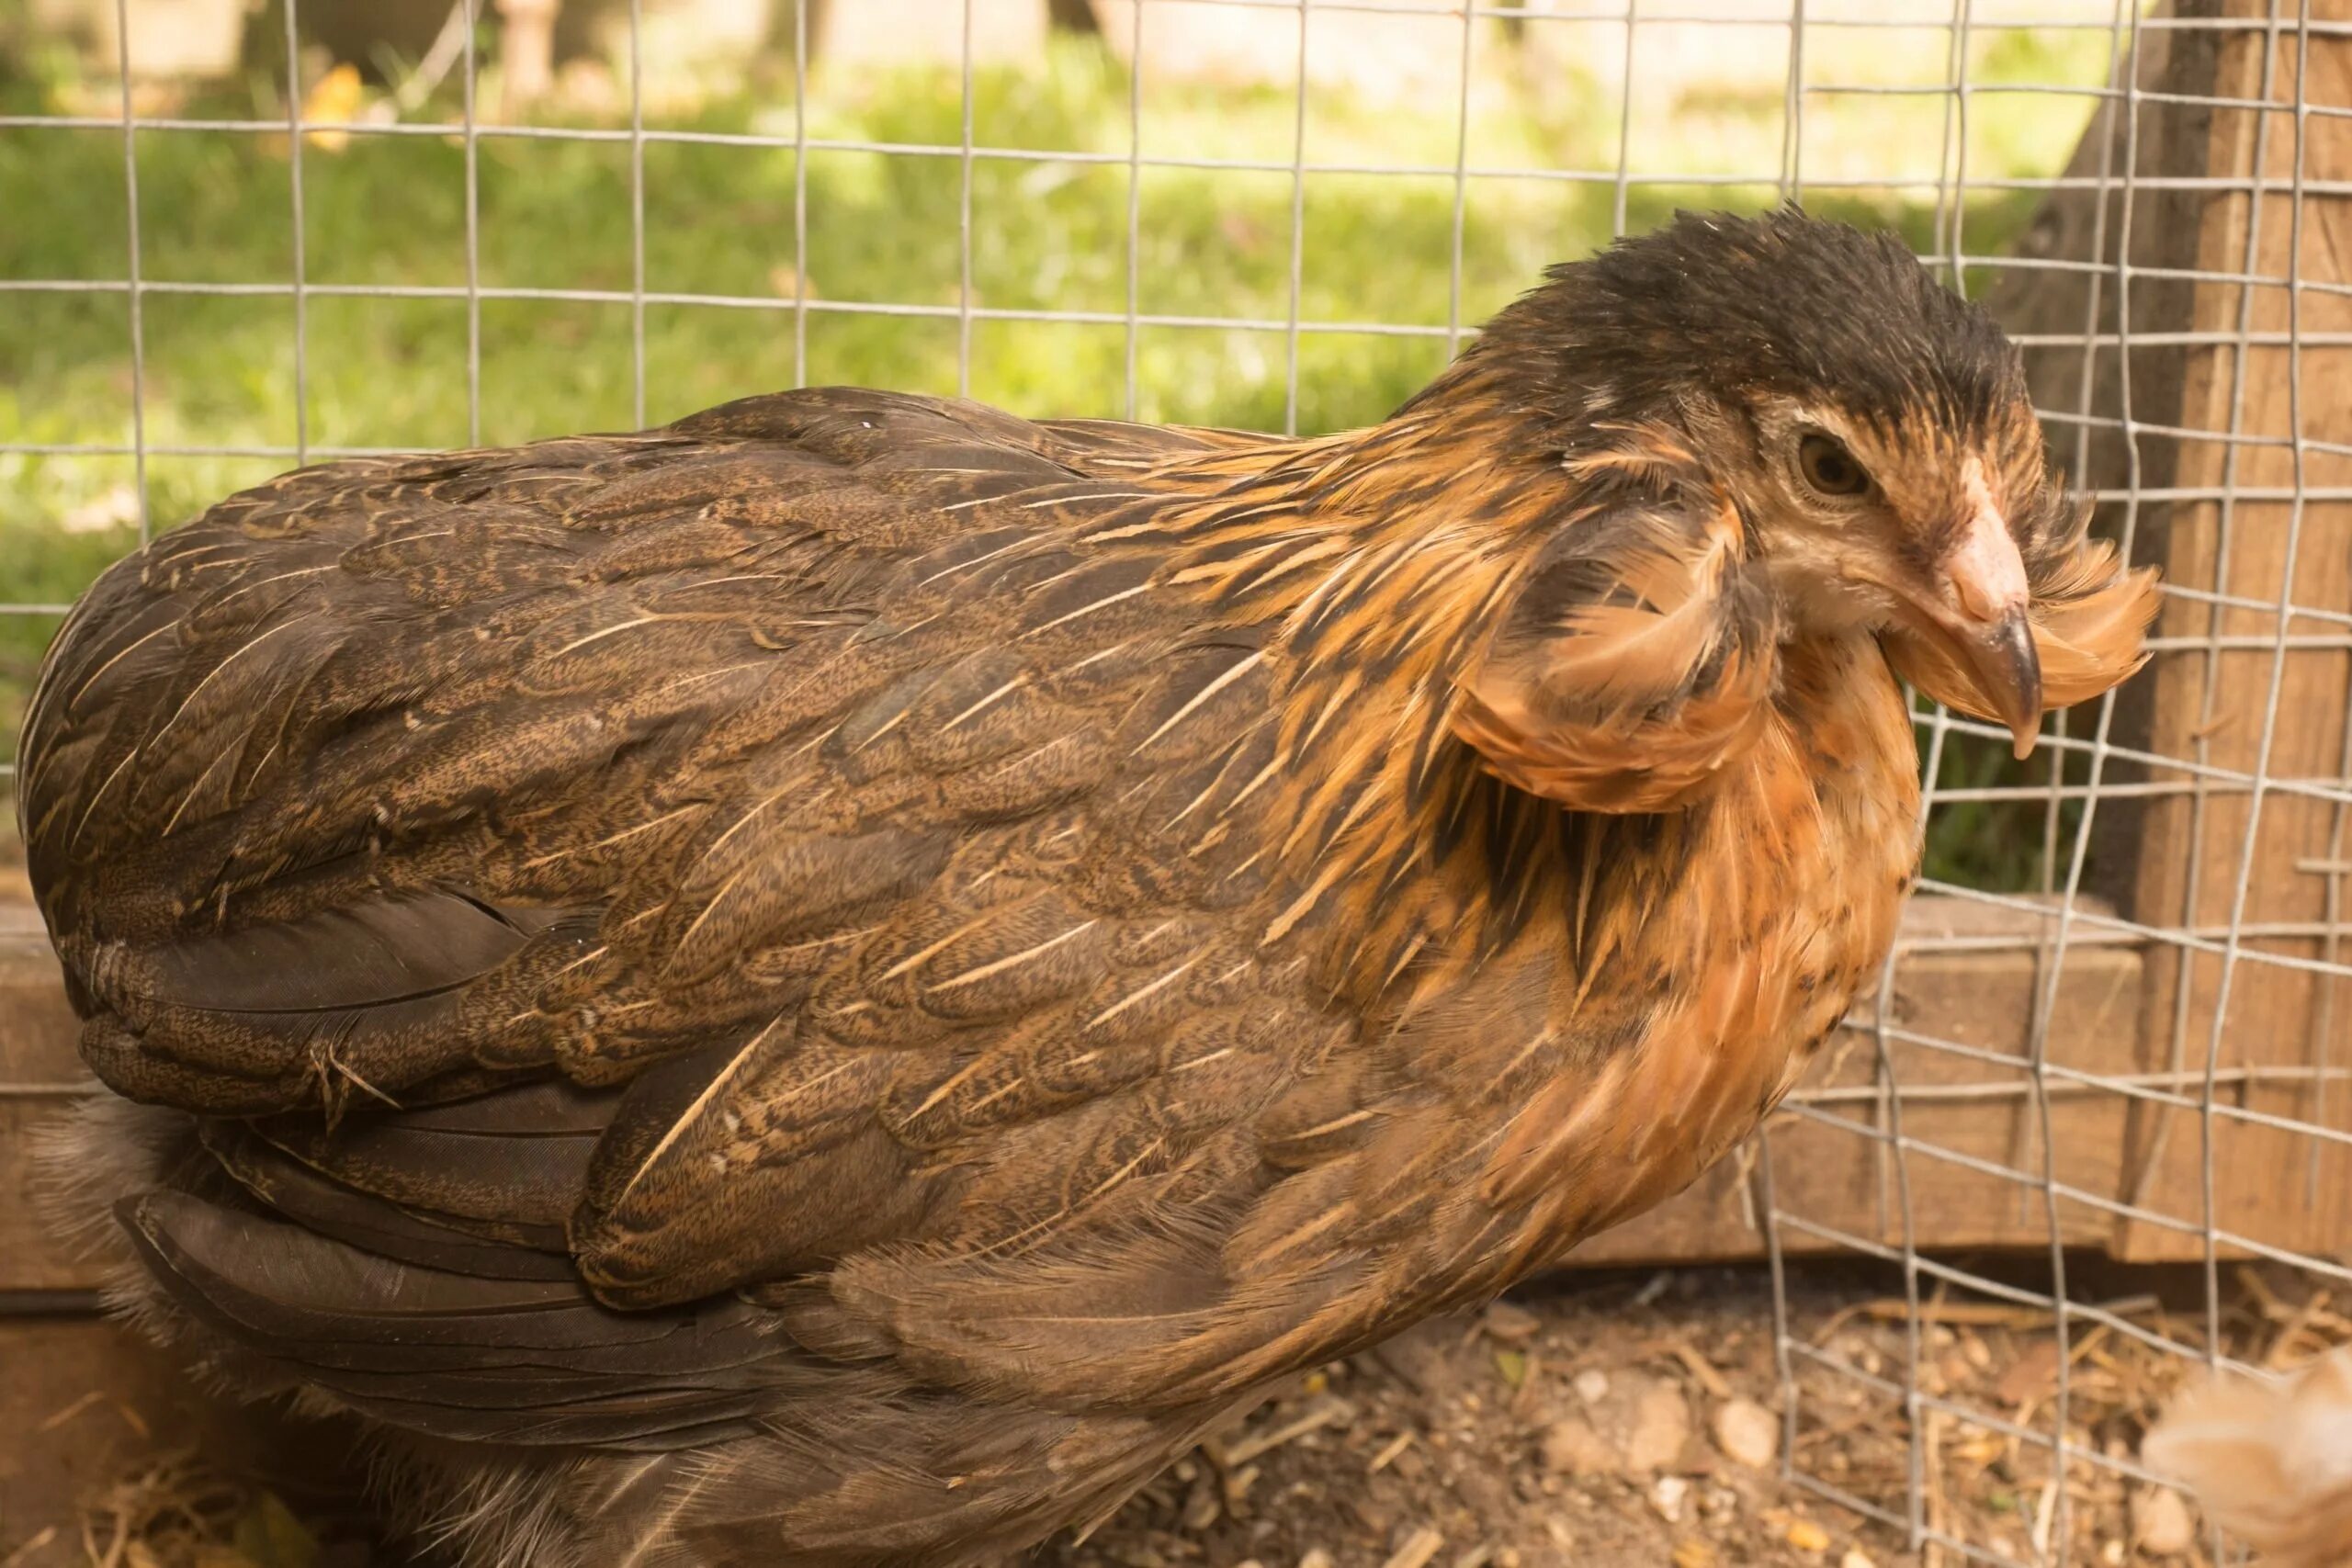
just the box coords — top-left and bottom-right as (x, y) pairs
(1999, 0), (2352, 1263)
(2123, 0), (2352, 1263)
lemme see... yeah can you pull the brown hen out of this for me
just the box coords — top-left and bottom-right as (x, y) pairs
(21, 210), (2156, 1567)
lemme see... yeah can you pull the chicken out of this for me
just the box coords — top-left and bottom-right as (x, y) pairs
(20, 209), (2156, 1567)
(2143, 1347), (2352, 1566)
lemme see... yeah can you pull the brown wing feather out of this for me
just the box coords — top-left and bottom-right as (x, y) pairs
(19, 391), (1402, 1529)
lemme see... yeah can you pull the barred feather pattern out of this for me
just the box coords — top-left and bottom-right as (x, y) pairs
(23, 384), (1922, 1566)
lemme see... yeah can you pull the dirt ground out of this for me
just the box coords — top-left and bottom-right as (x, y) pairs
(1040, 1258), (2280, 1568)
(7, 1256), (2335, 1568)
(1044, 1264), (1917, 1568)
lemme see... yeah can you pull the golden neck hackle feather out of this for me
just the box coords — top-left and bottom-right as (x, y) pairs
(1039, 389), (1927, 1308)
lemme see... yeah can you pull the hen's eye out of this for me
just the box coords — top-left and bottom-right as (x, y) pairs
(1799, 434), (1870, 498)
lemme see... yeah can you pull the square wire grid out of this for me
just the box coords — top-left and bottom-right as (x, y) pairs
(2, 3), (2349, 1566)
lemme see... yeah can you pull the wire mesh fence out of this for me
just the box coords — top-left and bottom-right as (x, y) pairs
(1, 1), (2347, 1564)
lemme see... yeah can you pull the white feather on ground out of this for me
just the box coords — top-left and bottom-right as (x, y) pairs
(2142, 1346), (2352, 1566)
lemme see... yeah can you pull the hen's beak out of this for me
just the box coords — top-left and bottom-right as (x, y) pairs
(1899, 504), (2042, 760)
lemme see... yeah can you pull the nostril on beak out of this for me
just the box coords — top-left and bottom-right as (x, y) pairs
(1947, 505), (2030, 626)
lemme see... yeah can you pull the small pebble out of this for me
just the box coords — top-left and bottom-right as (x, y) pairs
(1712, 1397), (1781, 1471)
(1840, 1551), (1878, 1568)
(1572, 1369), (1611, 1406)
(1625, 1380), (1692, 1474)
(1650, 1474), (1690, 1525)
(1299, 1551), (1336, 1568)
(1483, 1302), (1542, 1343)
(1785, 1518), (1832, 1553)
(1539, 1416), (1619, 1477)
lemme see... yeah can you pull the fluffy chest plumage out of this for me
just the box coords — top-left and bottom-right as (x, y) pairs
(1296, 634), (1923, 1297)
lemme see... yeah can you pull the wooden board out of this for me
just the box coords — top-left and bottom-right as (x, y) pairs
(0, 891), (96, 1298)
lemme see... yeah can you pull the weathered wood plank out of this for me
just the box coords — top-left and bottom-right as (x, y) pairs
(0, 893), (95, 1296)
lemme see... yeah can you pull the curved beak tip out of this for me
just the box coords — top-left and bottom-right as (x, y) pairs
(1981, 609), (2043, 761)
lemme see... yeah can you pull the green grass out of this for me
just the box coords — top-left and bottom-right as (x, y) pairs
(0, 26), (2113, 884)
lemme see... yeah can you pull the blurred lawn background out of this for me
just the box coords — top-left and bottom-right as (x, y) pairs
(0, 6), (2118, 884)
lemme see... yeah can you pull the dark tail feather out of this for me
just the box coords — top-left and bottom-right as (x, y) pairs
(121, 1189), (781, 1450)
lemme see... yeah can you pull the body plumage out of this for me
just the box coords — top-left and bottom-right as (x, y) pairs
(21, 210), (2155, 1566)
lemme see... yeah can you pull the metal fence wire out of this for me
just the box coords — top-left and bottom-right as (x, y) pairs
(2, 1), (2349, 1564)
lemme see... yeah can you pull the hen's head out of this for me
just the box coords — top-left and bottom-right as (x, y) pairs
(1465, 207), (2158, 757)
